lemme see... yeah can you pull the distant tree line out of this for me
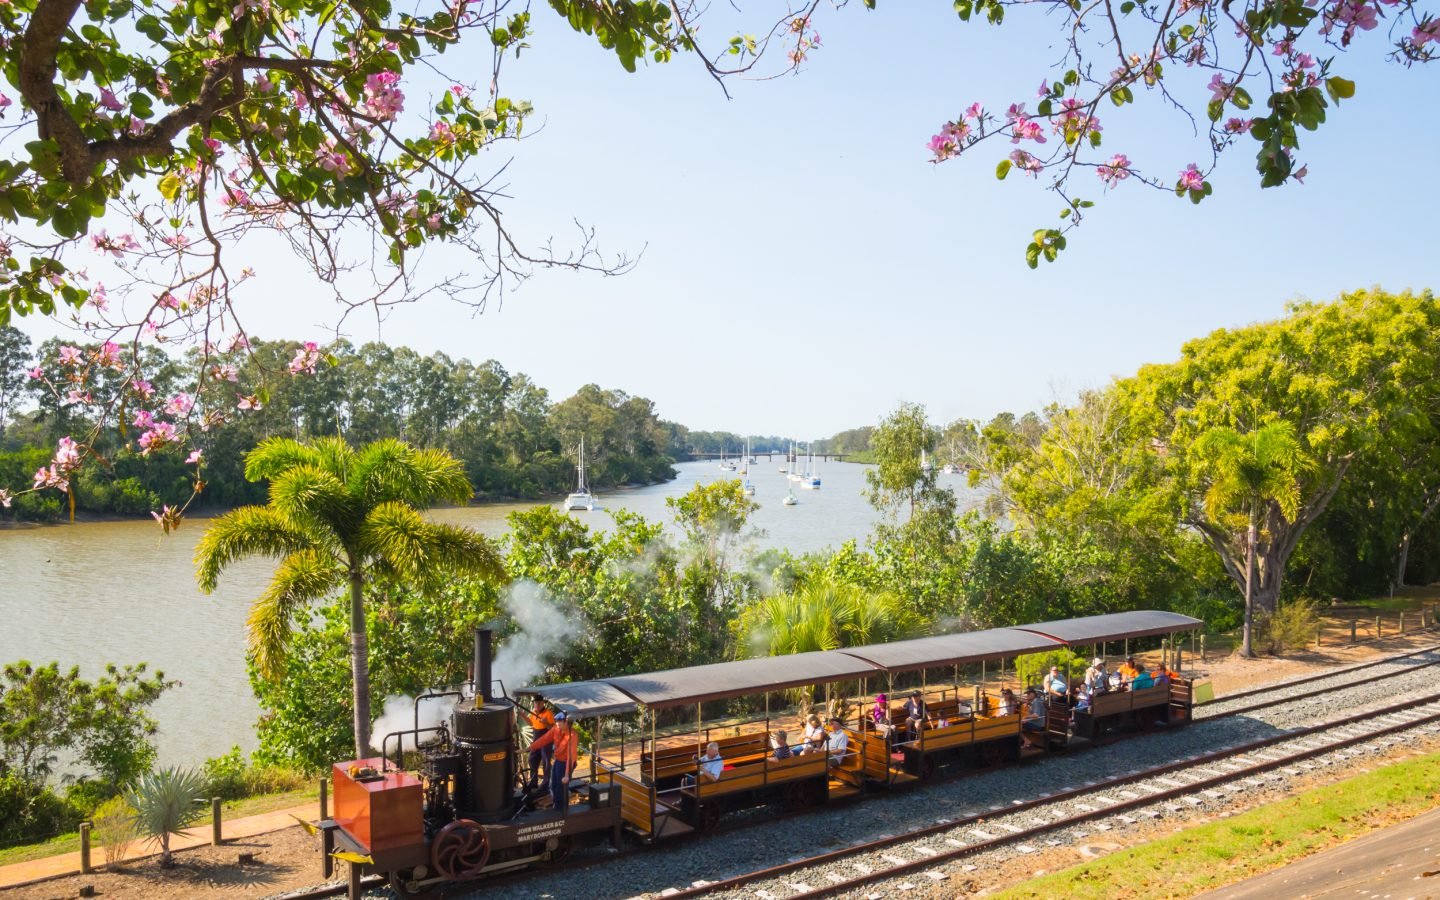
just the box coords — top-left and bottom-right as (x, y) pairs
(0, 332), (681, 521)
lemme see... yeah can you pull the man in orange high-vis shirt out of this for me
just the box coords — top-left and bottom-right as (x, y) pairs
(528, 710), (578, 813)
(526, 698), (556, 790)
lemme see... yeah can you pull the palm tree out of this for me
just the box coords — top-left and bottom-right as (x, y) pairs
(734, 577), (918, 658)
(1193, 422), (1310, 658)
(195, 437), (505, 757)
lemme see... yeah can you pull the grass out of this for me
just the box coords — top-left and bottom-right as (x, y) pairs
(0, 785), (320, 868)
(992, 749), (1440, 899)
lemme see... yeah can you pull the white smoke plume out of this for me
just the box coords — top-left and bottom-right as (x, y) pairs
(492, 579), (580, 692)
(369, 691), (450, 754)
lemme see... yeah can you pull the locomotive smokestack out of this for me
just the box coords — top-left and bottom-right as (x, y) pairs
(474, 628), (494, 702)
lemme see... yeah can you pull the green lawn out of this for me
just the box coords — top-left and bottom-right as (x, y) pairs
(0, 785), (319, 868)
(992, 749), (1440, 899)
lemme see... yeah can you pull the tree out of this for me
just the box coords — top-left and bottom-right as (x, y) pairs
(194, 436), (505, 757)
(733, 576), (917, 658)
(907, 0), (1433, 263)
(125, 767), (206, 868)
(1192, 423), (1311, 657)
(0, 661), (83, 782)
(0, 326), (31, 437)
(864, 402), (946, 520)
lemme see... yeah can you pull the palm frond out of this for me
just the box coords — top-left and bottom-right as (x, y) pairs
(243, 437), (324, 483)
(268, 464), (357, 538)
(247, 549), (345, 680)
(352, 441), (473, 508)
(194, 506), (317, 592)
(358, 504), (502, 591)
(311, 436), (357, 482)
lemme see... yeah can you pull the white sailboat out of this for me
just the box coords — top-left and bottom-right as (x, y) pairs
(742, 438), (755, 495)
(941, 462), (959, 475)
(920, 448), (935, 476)
(563, 437), (596, 512)
(783, 489), (799, 506)
(800, 442), (821, 489)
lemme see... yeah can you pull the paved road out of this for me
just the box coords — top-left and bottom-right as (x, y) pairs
(1199, 806), (1440, 899)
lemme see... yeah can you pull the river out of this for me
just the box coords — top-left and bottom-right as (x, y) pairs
(0, 460), (982, 766)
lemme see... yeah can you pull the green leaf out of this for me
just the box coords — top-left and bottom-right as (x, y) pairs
(1119, 0), (1134, 11)
(995, 159), (1012, 180)
(1232, 87), (1252, 110)
(1325, 76), (1355, 103)
(1207, 99), (1224, 123)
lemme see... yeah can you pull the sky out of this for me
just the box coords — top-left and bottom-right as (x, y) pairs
(23, 4), (1440, 439)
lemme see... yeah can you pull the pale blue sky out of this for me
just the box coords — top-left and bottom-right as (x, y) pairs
(35, 4), (1440, 438)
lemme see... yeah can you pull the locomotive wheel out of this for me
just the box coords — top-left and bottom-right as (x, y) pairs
(918, 755), (938, 780)
(697, 801), (723, 834)
(980, 742), (1004, 769)
(431, 819), (490, 881)
(389, 868), (435, 898)
(545, 836), (573, 866)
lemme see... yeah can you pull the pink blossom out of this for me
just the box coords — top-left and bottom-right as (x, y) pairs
(227, 334), (251, 352)
(1036, 80), (1051, 99)
(87, 283), (109, 312)
(1323, 0), (1379, 42)
(164, 392), (194, 417)
(291, 88), (309, 110)
(150, 504), (183, 533)
(1294, 53), (1316, 69)
(430, 120), (454, 143)
(0, 488), (11, 509)
(1010, 115), (1047, 144)
(54, 437), (80, 470)
(1293, 165), (1308, 183)
(95, 341), (122, 369)
(133, 409), (155, 429)
(254, 73), (275, 93)
(222, 186), (252, 209)
(1224, 117), (1254, 134)
(1055, 98), (1102, 138)
(237, 393), (263, 410)
(1178, 163), (1206, 191)
(450, 84), (470, 99)
(1207, 73), (1234, 104)
(98, 88), (124, 112)
(58, 345), (82, 366)
(138, 421), (178, 455)
(1097, 153), (1132, 186)
(185, 449), (204, 465)
(964, 102), (983, 121)
(1008, 149), (1043, 177)
(0, 93), (11, 110)
(362, 71), (405, 122)
(211, 363), (239, 382)
(90, 229), (139, 257)
(425, 213), (442, 232)
(288, 341), (322, 375)
(128, 116), (146, 136)
(155, 74), (171, 98)
(66, 389), (93, 406)
(315, 139), (348, 174)
(34, 465), (68, 493)
(1414, 18), (1440, 46)
(27, 366), (43, 380)
(1273, 39), (1294, 56)
(133, 379), (155, 399)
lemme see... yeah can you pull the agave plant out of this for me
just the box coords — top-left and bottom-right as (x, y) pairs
(124, 767), (207, 868)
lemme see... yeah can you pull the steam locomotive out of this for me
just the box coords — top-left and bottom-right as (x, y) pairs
(317, 629), (623, 898)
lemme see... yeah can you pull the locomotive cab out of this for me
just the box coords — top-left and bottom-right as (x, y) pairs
(319, 628), (623, 899)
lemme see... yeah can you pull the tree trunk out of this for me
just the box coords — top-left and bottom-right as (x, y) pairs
(348, 566), (372, 759)
(1241, 515), (1256, 659)
(1396, 488), (1440, 589)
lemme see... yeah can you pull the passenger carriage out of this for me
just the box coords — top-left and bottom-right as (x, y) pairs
(516, 610), (1202, 836)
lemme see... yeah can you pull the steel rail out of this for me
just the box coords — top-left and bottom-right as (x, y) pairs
(660, 691), (1440, 898)
(1196, 632), (1440, 706)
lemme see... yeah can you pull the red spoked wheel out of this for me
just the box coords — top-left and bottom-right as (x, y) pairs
(431, 819), (490, 881)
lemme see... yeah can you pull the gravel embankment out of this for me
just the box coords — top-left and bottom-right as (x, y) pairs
(375, 650), (1440, 900)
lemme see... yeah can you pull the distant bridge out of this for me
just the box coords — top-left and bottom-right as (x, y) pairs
(688, 450), (848, 463)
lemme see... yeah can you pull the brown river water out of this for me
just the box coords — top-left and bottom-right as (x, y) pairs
(0, 461), (981, 765)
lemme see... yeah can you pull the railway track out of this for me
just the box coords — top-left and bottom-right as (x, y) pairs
(663, 692), (1440, 899)
(266, 645), (1440, 900)
(1195, 633), (1440, 711)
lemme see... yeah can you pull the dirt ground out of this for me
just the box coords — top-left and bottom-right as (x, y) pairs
(1, 830), (339, 900)
(5, 627), (1436, 900)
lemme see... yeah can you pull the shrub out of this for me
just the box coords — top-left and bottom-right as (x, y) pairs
(64, 780), (116, 816)
(0, 770), (81, 846)
(1260, 598), (1321, 655)
(1014, 649), (1087, 691)
(203, 747), (307, 801)
(125, 767), (207, 868)
(93, 795), (137, 868)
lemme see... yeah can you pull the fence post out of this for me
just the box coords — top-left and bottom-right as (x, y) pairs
(1316, 625), (1322, 649)
(320, 777), (329, 821)
(1200, 634), (1207, 662)
(1351, 620), (1358, 643)
(1376, 615), (1382, 639)
(212, 798), (223, 846)
(79, 821), (92, 874)
(1400, 611), (1406, 634)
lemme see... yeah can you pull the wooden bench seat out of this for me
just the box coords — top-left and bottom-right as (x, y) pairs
(678, 752), (828, 799)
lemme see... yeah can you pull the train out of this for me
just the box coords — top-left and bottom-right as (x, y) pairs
(317, 610), (1202, 897)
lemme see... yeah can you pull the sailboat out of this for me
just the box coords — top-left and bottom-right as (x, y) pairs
(783, 489), (799, 506)
(920, 448), (935, 476)
(563, 437), (596, 512)
(800, 442), (821, 489)
(742, 438), (755, 495)
(739, 438), (749, 476)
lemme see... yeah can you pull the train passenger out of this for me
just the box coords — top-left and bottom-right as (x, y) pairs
(527, 711), (578, 813)
(1045, 666), (1069, 701)
(1118, 656), (1140, 682)
(1153, 666), (1171, 687)
(526, 698), (556, 791)
(1131, 663), (1154, 690)
(871, 694), (893, 736)
(800, 714), (828, 754)
(1021, 689), (1046, 748)
(1074, 684), (1093, 714)
(903, 691), (927, 742)
(684, 741), (724, 786)
(998, 688), (1018, 716)
(772, 730), (793, 760)
(826, 718), (850, 768)
(1084, 658), (1108, 695)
